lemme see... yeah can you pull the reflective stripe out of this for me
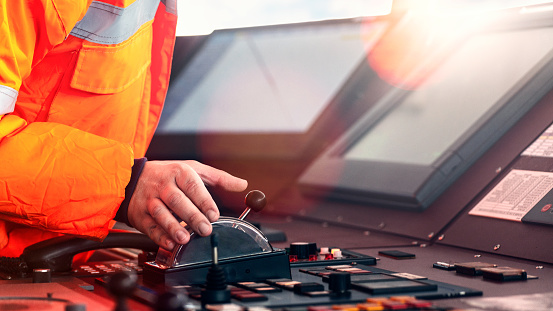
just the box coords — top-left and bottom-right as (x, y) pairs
(162, 0), (177, 15)
(0, 85), (18, 115)
(70, 0), (161, 45)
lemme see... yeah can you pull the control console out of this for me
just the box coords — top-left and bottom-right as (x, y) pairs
(0, 190), (484, 310)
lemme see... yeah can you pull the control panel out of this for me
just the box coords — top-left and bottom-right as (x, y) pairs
(0, 190), (539, 311)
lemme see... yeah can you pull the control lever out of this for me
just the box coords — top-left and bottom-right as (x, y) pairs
(107, 271), (138, 311)
(238, 190), (267, 220)
(201, 233), (231, 305)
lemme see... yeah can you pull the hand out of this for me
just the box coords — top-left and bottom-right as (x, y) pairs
(127, 160), (248, 250)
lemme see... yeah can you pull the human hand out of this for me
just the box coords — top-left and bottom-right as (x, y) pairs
(127, 160), (248, 250)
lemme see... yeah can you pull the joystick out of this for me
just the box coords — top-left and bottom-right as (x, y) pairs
(238, 190), (267, 220)
(201, 233), (231, 305)
(107, 271), (138, 311)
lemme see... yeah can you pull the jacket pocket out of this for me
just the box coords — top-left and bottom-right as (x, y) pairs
(70, 22), (153, 94)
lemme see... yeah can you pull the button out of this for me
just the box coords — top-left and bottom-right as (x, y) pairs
(356, 303), (384, 311)
(275, 280), (301, 290)
(293, 282), (325, 294)
(331, 249), (343, 259)
(331, 304), (357, 311)
(326, 265), (353, 270)
(232, 292), (267, 302)
(253, 287), (281, 293)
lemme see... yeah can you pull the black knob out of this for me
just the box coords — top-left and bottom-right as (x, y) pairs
(328, 272), (351, 295)
(245, 190), (267, 212)
(32, 268), (51, 283)
(154, 291), (187, 311)
(107, 271), (138, 311)
(289, 242), (317, 260)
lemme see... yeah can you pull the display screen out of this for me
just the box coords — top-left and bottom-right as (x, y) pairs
(299, 24), (553, 210)
(157, 20), (387, 133)
(344, 27), (553, 165)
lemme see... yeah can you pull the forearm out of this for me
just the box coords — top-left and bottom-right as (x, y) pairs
(0, 116), (133, 240)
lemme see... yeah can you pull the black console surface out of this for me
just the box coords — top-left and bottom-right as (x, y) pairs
(113, 245), (482, 310)
(179, 262), (481, 309)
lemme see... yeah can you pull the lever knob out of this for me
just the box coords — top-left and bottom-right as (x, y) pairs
(245, 190), (267, 212)
(238, 190), (267, 220)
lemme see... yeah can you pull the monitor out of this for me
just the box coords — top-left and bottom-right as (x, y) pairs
(148, 18), (390, 159)
(298, 19), (553, 210)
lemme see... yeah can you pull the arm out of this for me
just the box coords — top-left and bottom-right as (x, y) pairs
(0, 0), (132, 243)
(0, 116), (134, 240)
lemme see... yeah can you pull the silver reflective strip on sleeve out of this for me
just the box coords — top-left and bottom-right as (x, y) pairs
(0, 85), (18, 115)
(162, 0), (177, 15)
(70, 0), (161, 45)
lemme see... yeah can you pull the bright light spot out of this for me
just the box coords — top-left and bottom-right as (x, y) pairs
(396, 0), (553, 16)
(176, 0), (393, 36)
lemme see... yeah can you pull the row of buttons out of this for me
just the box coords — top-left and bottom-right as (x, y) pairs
(74, 261), (142, 276)
(188, 282), (283, 303)
(201, 296), (455, 311)
(309, 296), (434, 310)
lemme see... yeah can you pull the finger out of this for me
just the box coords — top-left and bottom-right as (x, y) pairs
(185, 161), (248, 192)
(160, 182), (214, 237)
(148, 195), (191, 245)
(173, 165), (220, 224)
(136, 212), (175, 251)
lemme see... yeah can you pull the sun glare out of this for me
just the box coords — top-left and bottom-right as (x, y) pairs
(176, 0), (393, 36)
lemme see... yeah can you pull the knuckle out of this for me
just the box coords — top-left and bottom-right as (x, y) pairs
(196, 197), (214, 211)
(184, 160), (199, 166)
(165, 191), (184, 207)
(166, 221), (182, 235)
(183, 178), (201, 194)
(149, 225), (168, 246)
(168, 162), (184, 176)
(149, 204), (165, 218)
(187, 211), (204, 226)
(147, 224), (159, 238)
(154, 178), (168, 193)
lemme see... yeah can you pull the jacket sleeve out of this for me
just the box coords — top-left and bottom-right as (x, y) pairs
(0, 115), (134, 240)
(0, 0), (133, 242)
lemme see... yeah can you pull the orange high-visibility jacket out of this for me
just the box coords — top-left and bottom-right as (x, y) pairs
(0, 0), (177, 256)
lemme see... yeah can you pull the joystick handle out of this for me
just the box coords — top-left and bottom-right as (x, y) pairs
(211, 233), (219, 265)
(107, 271), (138, 311)
(201, 233), (231, 305)
(238, 190), (267, 220)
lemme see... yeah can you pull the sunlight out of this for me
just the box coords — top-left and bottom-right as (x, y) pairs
(176, 0), (393, 36)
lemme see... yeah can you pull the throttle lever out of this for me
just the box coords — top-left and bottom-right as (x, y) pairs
(238, 190), (267, 220)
